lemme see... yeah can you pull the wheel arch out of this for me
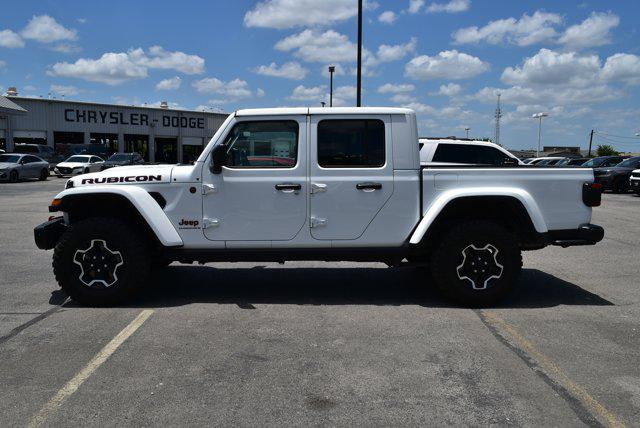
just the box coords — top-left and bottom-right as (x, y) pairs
(409, 189), (547, 246)
(54, 186), (183, 248)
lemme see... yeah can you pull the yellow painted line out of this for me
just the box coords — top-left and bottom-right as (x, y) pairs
(28, 309), (154, 428)
(482, 310), (625, 428)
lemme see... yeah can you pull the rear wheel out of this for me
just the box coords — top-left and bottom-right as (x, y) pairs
(39, 169), (48, 181)
(612, 178), (629, 194)
(431, 220), (521, 307)
(53, 217), (151, 306)
(9, 170), (18, 183)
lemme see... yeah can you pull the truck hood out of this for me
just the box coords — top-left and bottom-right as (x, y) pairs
(68, 164), (174, 187)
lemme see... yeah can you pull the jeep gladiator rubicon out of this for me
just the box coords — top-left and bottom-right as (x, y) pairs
(34, 108), (604, 307)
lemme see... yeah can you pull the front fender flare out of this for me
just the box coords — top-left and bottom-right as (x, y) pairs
(54, 186), (183, 247)
(409, 187), (547, 245)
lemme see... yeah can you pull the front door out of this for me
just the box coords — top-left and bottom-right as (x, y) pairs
(309, 116), (394, 240)
(202, 117), (307, 241)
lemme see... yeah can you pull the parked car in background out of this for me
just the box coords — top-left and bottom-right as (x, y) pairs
(54, 155), (104, 177)
(12, 143), (63, 169)
(535, 157), (567, 166)
(523, 156), (565, 165)
(630, 169), (640, 195)
(101, 153), (145, 170)
(581, 156), (628, 169)
(556, 158), (590, 167)
(419, 138), (521, 166)
(593, 156), (640, 193)
(0, 153), (49, 182)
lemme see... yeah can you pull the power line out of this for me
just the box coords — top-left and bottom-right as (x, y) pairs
(594, 131), (640, 140)
(594, 134), (640, 146)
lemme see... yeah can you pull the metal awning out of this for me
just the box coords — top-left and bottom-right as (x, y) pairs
(0, 96), (27, 116)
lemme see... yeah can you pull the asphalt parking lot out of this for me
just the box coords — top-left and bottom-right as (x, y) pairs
(1, 177), (639, 427)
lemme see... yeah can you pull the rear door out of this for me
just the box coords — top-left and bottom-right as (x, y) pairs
(308, 116), (394, 240)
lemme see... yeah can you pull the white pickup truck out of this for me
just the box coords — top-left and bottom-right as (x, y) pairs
(34, 108), (604, 307)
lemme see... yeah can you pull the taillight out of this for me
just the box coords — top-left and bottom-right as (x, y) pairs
(582, 182), (602, 207)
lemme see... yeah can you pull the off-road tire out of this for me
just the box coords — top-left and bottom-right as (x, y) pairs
(9, 170), (18, 183)
(430, 220), (522, 307)
(39, 169), (48, 181)
(53, 217), (151, 306)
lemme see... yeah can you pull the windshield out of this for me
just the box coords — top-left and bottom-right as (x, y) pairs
(582, 158), (601, 167)
(0, 154), (21, 163)
(617, 158), (640, 168)
(108, 154), (130, 161)
(65, 156), (90, 163)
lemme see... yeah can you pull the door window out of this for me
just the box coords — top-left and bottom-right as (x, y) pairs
(317, 119), (385, 168)
(223, 121), (298, 168)
(433, 144), (512, 165)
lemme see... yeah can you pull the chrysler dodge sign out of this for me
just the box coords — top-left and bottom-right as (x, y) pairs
(64, 108), (205, 129)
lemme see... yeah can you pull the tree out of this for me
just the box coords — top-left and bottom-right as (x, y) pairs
(596, 144), (619, 156)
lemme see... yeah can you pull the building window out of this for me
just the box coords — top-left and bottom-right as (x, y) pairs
(182, 137), (203, 164)
(317, 119), (385, 168)
(53, 131), (88, 158)
(90, 133), (119, 157)
(155, 137), (177, 164)
(124, 134), (149, 161)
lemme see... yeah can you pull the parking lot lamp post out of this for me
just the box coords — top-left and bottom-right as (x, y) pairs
(532, 112), (549, 157)
(464, 127), (470, 139)
(328, 66), (335, 107)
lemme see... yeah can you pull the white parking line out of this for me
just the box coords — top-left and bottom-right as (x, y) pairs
(28, 309), (154, 428)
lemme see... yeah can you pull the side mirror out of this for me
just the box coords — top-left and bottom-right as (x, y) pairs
(211, 144), (227, 174)
(502, 158), (519, 167)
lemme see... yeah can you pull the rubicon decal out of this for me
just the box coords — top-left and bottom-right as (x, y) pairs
(81, 175), (162, 184)
(178, 219), (200, 229)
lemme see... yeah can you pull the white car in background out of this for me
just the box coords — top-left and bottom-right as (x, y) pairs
(419, 138), (522, 166)
(630, 169), (640, 195)
(523, 156), (566, 165)
(54, 155), (105, 177)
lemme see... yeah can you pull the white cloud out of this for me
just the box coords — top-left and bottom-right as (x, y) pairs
(405, 50), (489, 80)
(501, 49), (600, 87)
(156, 76), (182, 90)
(244, 0), (359, 29)
(0, 60), (6, 70)
(48, 46), (205, 85)
(130, 46), (204, 75)
(252, 61), (308, 80)
(601, 53), (640, 85)
(48, 52), (148, 85)
(452, 11), (561, 46)
(192, 77), (253, 100)
(331, 85), (357, 106)
(289, 85), (325, 101)
(407, 0), (424, 14)
(558, 12), (619, 50)
(436, 83), (462, 96)
(378, 83), (415, 93)
(50, 84), (80, 96)
(426, 0), (470, 14)
(50, 43), (81, 53)
(378, 11), (397, 24)
(21, 15), (77, 43)
(275, 29), (360, 63)
(390, 94), (416, 103)
(472, 85), (618, 107)
(257, 88), (266, 97)
(0, 30), (24, 48)
(375, 37), (417, 63)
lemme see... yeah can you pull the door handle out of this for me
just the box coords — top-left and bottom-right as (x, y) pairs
(356, 182), (382, 190)
(275, 183), (302, 191)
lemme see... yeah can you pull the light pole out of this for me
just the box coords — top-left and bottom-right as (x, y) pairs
(328, 65), (335, 107)
(464, 127), (470, 139)
(532, 112), (549, 157)
(356, 0), (362, 107)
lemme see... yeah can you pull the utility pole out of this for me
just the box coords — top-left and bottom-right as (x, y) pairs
(494, 93), (501, 145)
(328, 65), (335, 107)
(356, 0), (363, 107)
(588, 129), (594, 157)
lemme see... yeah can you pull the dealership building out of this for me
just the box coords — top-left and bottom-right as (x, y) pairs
(0, 88), (228, 163)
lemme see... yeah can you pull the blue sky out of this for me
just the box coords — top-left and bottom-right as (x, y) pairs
(1, 0), (639, 150)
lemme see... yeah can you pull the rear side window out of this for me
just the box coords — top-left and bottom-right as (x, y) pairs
(318, 119), (385, 168)
(24, 155), (40, 163)
(433, 144), (511, 166)
(223, 120), (298, 168)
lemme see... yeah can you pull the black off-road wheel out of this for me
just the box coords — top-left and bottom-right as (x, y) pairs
(9, 170), (18, 183)
(53, 217), (151, 306)
(431, 220), (522, 307)
(39, 169), (48, 181)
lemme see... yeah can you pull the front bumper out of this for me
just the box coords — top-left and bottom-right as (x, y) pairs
(34, 217), (66, 250)
(630, 178), (640, 191)
(547, 223), (605, 248)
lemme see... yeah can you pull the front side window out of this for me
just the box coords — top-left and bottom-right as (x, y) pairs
(223, 121), (298, 168)
(318, 119), (385, 168)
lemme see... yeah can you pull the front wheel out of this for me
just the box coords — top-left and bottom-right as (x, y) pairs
(39, 169), (48, 181)
(612, 178), (629, 194)
(431, 220), (522, 307)
(53, 217), (151, 306)
(9, 170), (18, 183)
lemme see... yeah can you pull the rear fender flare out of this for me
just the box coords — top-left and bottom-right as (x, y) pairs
(409, 187), (547, 245)
(54, 186), (183, 247)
